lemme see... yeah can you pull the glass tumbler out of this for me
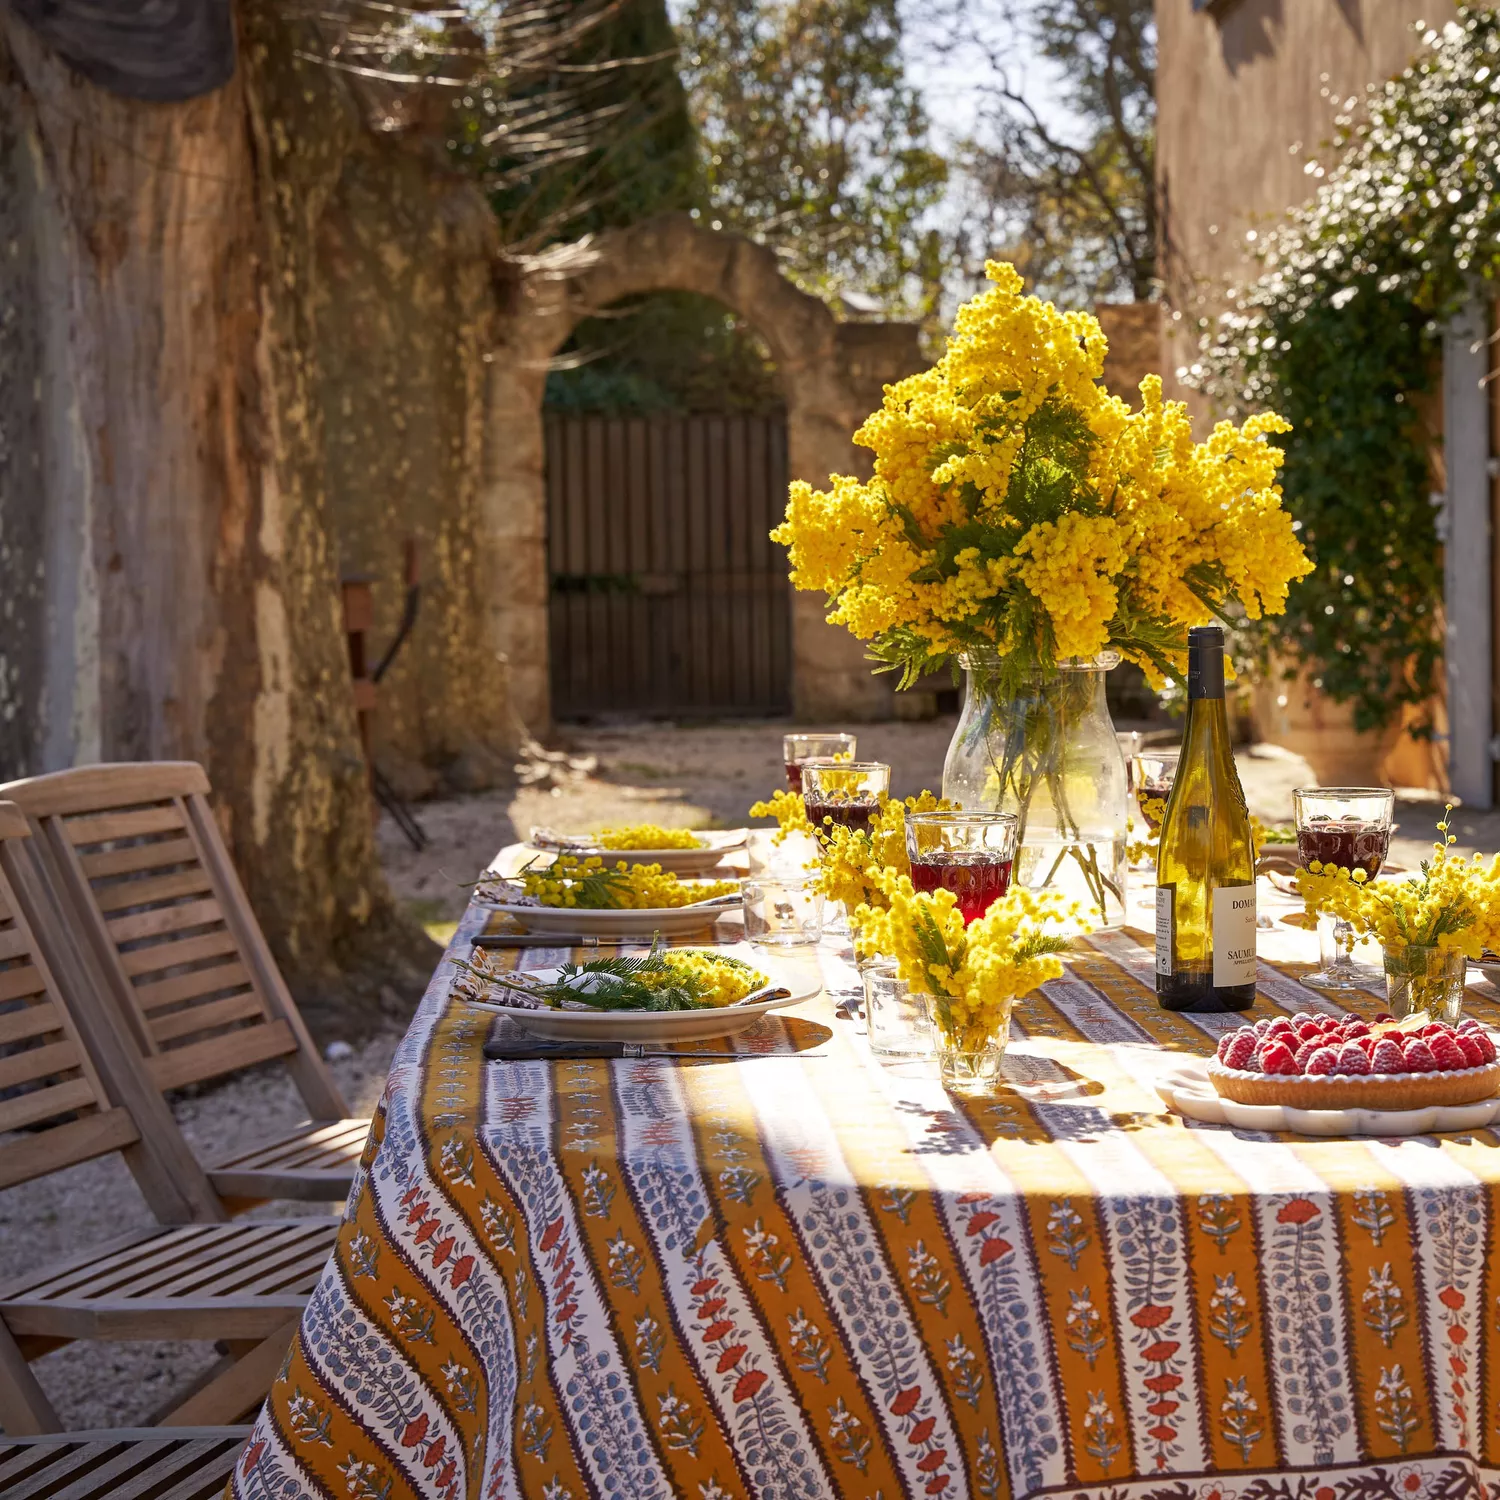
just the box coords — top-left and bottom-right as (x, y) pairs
(905, 811), (1019, 924)
(784, 733), (857, 793)
(862, 961), (933, 1057)
(742, 879), (823, 947)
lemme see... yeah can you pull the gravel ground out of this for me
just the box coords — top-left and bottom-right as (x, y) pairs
(9, 717), (1494, 1430)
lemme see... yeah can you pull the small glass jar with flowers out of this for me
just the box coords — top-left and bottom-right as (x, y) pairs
(853, 874), (1070, 1091)
(1295, 810), (1500, 1023)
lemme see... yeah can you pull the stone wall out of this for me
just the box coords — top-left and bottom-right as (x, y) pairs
(316, 134), (518, 795)
(1155, 0), (1452, 403)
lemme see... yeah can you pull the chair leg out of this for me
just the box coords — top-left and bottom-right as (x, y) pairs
(0, 1319), (59, 1433)
(160, 1320), (298, 1426)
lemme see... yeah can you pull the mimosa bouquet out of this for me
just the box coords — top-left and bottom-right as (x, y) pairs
(814, 792), (952, 912)
(772, 260), (1314, 698)
(1295, 811), (1500, 958)
(855, 873), (1070, 1085)
(747, 789), (813, 844)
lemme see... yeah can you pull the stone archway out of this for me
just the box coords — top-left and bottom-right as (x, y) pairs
(483, 212), (924, 731)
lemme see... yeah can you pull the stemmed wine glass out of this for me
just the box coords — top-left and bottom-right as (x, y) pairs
(1293, 786), (1395, 991)
(783, 733), (857, 793)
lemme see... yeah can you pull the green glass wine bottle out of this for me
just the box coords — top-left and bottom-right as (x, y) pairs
(1155, 625), (1257, 1012)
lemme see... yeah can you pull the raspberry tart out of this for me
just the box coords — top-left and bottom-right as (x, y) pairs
(1208, 1012), (1500, 1110)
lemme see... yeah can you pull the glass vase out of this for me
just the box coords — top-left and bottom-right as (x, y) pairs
(922, 994), (1010, 1092)
(942, 651), (1128, 932)
(1383, 944), (1467, 1025)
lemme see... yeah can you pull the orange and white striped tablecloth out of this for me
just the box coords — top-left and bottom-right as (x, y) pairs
(228, 901), (1500, 1500)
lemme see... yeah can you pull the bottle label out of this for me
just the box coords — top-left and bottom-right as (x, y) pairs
(1212, 885), (1257, 987)
(1155, 885), (1174, 975)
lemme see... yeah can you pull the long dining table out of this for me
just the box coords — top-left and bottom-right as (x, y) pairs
(227, 880), (1500, 1500)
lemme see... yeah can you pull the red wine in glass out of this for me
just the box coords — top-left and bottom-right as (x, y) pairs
(1136, 779), (1173, 834)
(1296, 818), (1390, 879)
(910, 854), (1013, 923)
(803, 796), (879, 842)
(785, 761), (804, 793)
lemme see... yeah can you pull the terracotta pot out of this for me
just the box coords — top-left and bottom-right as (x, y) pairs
(1250, 668), (1436, 789)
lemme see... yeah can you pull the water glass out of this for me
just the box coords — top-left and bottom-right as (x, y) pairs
(742, 879), (823, 947)
(1383, 944), (1467, 1025)
(905, 811), (1018, 924)
(1117, 731), (1143, 789)
(862, 961), (933, 1057)
(784, 733), (857, 792)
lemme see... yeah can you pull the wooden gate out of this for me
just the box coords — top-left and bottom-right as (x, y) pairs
(546, 411), (792, 717)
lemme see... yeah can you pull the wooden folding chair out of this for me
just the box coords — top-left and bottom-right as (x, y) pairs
(0, 1425), (248, 1499)
(0, 802), (335, 1432)
(0, 763), (372, 1205)
(0, 1335), (247, 1498)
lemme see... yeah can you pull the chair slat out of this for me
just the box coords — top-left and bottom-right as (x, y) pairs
(61, 805), (187, 847)
(78, 837), (198, 881)
(0, 1109), (139, 1193)
(0, 963), (49, 1005)
(0, 994), (58, 1039)
(0, 925), (34, 963)
(148, 991), (266, 1045)
(0, 1038), (80, 1092)
(108, 897), (227, 946)
(134, 962), (254, 1014)
(147, 1020), (297, 1092)
(0, 1077), (97, 1135)
(94, 867), (214, 915)
(120, 930), (239, 979)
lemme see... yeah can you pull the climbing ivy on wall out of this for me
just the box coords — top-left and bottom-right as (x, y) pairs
(1192, 8), (1500, 732)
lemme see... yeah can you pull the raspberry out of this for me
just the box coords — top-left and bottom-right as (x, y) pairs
(1259, 1040), (1299, 1076)
(1457, 1033), (1486, 1068)
(1369, 1038), (1406, 1074)
(1403, 1038), (1438, 1073)
(1339, 1020), (1371, 1039)
(1476, 1033), (1497, 1063)
(1263, 1017), (1296, 1040)
(1420, 1022), (1451, 1038)
(1253, 1017), (1275, 1037)
(1457, 1016), (1485, 1033)
(1330, 1040), (1371, 1075)
(1304, 1046), (1339, 1076)
(1222, 1032), (1259, 1071)
(1293, 1039), (1323, 1072)
(1373, 1012), (1395, 1023)
(1296, 1020), (1324, 1042)
(1290, 1011), (1319, 1027)
(1429, 1032), (1466, 1071)
(1216, 1031), (1236, 1061)
(1356, 1033), (1378, 1054)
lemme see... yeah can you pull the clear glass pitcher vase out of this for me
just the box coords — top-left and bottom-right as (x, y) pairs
(941, 652), (1128, 931)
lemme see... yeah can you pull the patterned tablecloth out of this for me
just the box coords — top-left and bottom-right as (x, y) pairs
(228, 896), (1500, 1500)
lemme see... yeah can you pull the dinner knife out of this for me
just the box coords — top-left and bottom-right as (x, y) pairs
(483, 1039), (820, 1061)
(472, 934), (740, 950)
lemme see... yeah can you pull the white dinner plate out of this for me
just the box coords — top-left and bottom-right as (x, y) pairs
(1156, 1058), (1500, 1137)
(479, 891), (739, 938)
(461, 954), (822, 1042)
(525, 829), (748, 876)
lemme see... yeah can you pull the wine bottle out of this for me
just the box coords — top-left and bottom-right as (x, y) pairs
(1155, 625), (1257, 1012)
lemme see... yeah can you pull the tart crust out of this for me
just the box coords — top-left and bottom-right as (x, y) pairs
(1207, 1057), (1500, 1111)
